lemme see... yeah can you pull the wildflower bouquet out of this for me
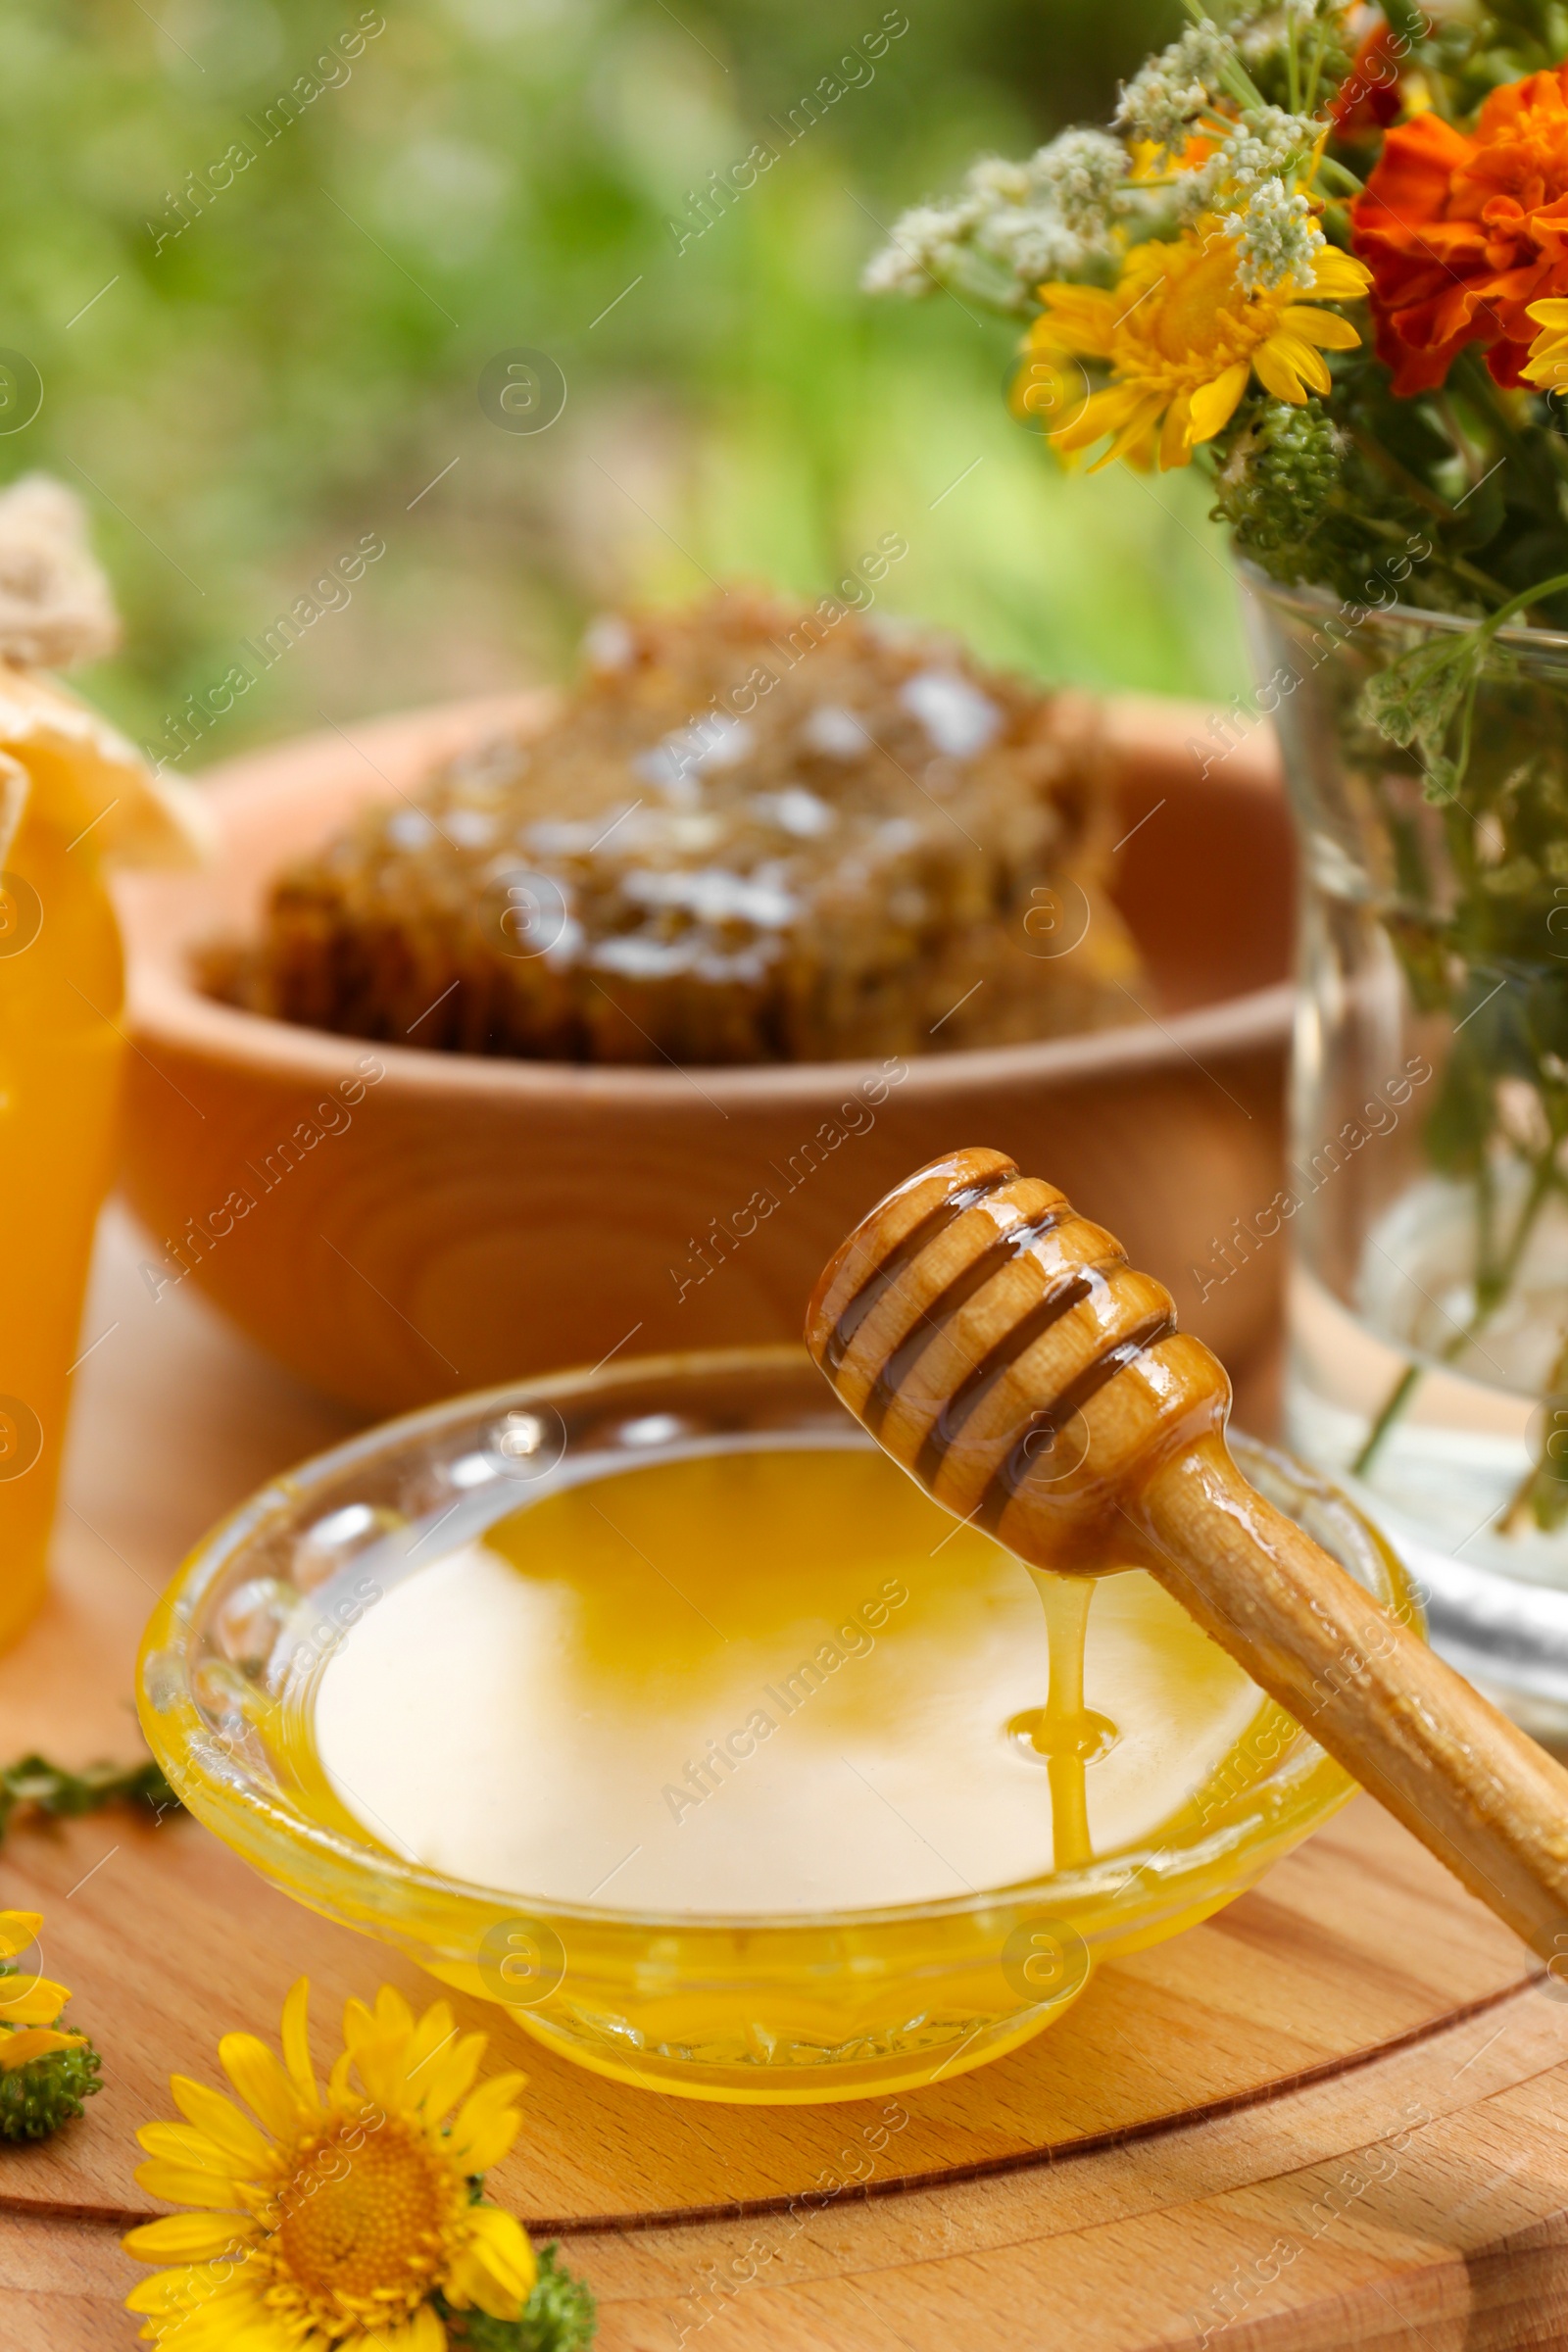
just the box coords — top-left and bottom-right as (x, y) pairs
(870, 1), (1568, 1541)
(867, 0), (1568, 612)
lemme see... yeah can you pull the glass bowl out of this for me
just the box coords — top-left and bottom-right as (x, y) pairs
(136, 1347), (1416, 2105)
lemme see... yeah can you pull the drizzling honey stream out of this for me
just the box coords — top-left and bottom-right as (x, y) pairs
(808, 1147), (1568, 1965)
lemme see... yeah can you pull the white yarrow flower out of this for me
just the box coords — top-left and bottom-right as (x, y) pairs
(862, 127), (1130, 303)
(1175, 104), (1317, 219)
(972, 127), (1128, 278)
(1223, 175), (1325, 291)
(860, 200), (985, 296)
(966, 156), (1033, 205)
(1024, 128), (1130, 226)
(1237, 0), (1319, 56)
(1115, 20), (1235, 157)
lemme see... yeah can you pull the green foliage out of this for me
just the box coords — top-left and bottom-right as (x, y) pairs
(439, 2243), (597, 2351)
(0, 1748), (176, 2141)
(1210, 398), (1348, 576)
(0, 2030), (102, 2142)
(0, 1752), (178, 1840)
(1360, 566), (1568, 798)
(1358, 633), (1479, 794)
(1235, 0), (1353, 113)
(0, 1960), (101, 2143)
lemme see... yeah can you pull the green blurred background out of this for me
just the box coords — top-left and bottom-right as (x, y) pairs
(6, 0), (1248, 765)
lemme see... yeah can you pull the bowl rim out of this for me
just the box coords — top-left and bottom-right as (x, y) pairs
(124, 962), (1297, 1105)
(136, 1344), (1411, 1939)
(118, 691), (1294, 1107)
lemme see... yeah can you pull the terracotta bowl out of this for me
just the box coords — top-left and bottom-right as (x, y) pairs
(116, 694), (1292, 1418)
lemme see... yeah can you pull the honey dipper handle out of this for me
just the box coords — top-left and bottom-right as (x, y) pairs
(1137, 1434), (1568, 1963)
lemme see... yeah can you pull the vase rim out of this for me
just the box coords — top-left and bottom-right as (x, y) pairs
(1235, 556), (1568, 656)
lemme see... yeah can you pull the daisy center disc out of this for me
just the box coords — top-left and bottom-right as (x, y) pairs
(275, 2115), (453, 2311)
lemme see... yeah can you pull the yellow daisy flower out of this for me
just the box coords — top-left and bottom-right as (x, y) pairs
(0, 1910), (40, 1956)
(1015, 222), (1371, 472)
(0, 1907), (86, 2065)
(124, 1980), (537, 2352)
(1523, 296), (1568, 391)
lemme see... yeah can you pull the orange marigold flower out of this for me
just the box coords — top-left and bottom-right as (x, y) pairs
(1350, 67), (1568, 395)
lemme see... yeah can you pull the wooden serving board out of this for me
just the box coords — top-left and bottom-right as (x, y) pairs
(4, 1209), (1568, 2348)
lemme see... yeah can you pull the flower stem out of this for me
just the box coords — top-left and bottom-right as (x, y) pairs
(1304, 8), (1333, 115)
(1180, 0), (1268, 112)
(1500, 1321), (1568, 1534)
(1351, 1363), (1423, 1477)
(1352, 1147), (1559, 1479)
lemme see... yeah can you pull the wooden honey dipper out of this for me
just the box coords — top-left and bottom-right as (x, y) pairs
(806, 1145), (1568, 1964)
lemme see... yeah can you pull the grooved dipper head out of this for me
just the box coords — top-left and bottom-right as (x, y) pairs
(806, 1148), (1232, 1569)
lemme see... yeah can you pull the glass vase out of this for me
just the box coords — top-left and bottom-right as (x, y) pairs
(1243, 568), (1568, 1740)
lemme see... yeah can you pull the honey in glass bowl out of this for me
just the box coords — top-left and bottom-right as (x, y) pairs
(139, 1349), (1414, 2103)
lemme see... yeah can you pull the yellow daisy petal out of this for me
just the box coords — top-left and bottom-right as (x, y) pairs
(1158, 393), (1192, 469)
(372, 1984), (416, 2040)
(344, 1995), (416, 2102)
(1528, 298), (1568, 329)
(1187, 360), (1251, 444)
(134, 2158), (256, 2210)
(1307, 248), (1372, 299)
(1265, 331), (1334, 396)
(449, 2072), (528, 2168)
(1010, 352), (1080, 424)
(0, 2028), (84, 2069)
(361, 2304), (448, 2352)
(446, 2206), (536, 2321)
(1033, 283), (1118, 356)
(135, 2121), (250, 2178)
(136, 2280), (282, 2352)
(468, 2204), (538, 2297)
(1524, 343), (1568, 388)
(413, 2032), (485, 2126)
(404, 2000), (460, 2092)
(342, 1995), (377, 2048)
(1278, 305), (1360, 351)
(0, 1976), (73, 2026)
(0, 1911), (42, 1960)
(1253, 340), (1309, 403)
(217, 2034), (304, 2140)
(455, 2110), (522, 2175)
(1088, 392), (1168, 472)
(278, 1979), (318, 2115)
(122, 2211), (260, 2263)
(348, 2031), (406, 2109)
(169, 2078), (274, 2174)
(125, 2265), (210, 2315)
(1052, 380), (1152, 456)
